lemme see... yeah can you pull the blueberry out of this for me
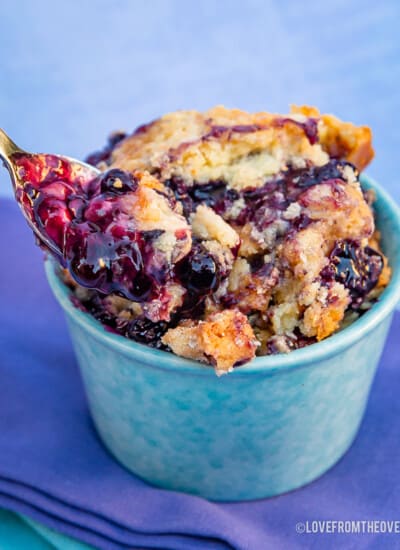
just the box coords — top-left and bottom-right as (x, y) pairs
(85, 132), (127, 167)
(125, 317), (169, 349)
(165, 178), (236, 218)
(321, 240), (383, 306)
(294, 160), (349, 189)
(186, 251), (219, 293)
(68, 197), (87, 219)
(128, 273), (153, 300)
(190, 181), (228, 209)
(99, 169), (138, 195)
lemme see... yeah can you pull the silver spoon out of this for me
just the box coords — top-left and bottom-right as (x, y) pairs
(0, 127), (100, 258)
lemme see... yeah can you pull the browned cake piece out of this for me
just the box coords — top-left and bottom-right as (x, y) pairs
(162, 309), (258, 375)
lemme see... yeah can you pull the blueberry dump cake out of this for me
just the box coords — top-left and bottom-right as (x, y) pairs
(12, 105), (391, 374)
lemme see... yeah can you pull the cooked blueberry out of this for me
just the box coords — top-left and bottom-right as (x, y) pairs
(165, 178), (239, 218)
(80, 292), (116, 325)
(99, 169), (138, 195)
(128, 273), (153, 300)
(125, 317), (169, 349)
(190, 181), (227, 208)
(186, 250), (219, 293)
(85, 132), (127, 167)
(68, 197), (87, 219)
(249, 255), (275, 277)
(321, 240), (383, 306)
(293, 160), (349, 189)
(35, 196), (72, 249)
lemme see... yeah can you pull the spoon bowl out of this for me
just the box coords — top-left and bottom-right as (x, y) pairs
(0, 128), (193, 307)
(0, 128), (99, 258)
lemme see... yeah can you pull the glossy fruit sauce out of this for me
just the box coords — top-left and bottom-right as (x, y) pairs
(12, 153), (189, 305)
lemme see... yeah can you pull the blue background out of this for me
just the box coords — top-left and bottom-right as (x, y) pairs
(1, 0), (399, 200)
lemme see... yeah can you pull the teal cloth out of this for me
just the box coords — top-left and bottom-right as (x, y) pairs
(0, 509), (93, 550)
(0, 509), (52, 549)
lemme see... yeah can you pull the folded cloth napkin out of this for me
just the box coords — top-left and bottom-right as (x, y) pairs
(1, 198), (400, 550)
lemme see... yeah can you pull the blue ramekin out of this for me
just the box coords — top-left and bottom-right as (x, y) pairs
(45, 174), (400, 501)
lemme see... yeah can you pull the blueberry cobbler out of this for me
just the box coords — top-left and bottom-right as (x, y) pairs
(12, 105), (391, 374)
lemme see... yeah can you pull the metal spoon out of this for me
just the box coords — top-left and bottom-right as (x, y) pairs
(0, 128), (99, 257)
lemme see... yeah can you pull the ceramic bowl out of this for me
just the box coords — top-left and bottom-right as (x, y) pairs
(45, 174), (400, 501)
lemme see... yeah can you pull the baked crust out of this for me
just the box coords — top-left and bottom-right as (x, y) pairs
(162, 309), (258, 375)
(109, 105), (373, 188)
(291, 105), (374, 171)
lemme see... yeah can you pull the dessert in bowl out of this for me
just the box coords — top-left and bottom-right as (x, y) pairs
(3, 105), (400, 499)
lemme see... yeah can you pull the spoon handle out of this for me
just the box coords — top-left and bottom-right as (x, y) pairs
(0, 128), (23, 166)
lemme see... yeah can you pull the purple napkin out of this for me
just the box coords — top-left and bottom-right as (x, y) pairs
(1, 198), (400, 550)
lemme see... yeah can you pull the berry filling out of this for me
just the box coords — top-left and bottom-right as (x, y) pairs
(321, 240), (383, 309)
(166, 159), (350, 242)
(69, 290), (170, 350)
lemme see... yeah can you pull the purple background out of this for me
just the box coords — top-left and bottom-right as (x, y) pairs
(0, 0), (400, 202)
